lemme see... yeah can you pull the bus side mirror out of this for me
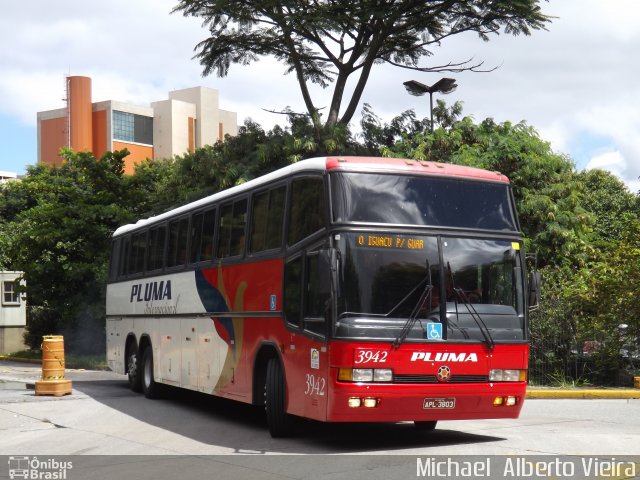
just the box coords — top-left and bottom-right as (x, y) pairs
(528, 271), (542, 311)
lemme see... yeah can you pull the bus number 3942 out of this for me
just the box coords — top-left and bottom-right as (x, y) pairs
(305, 374), (326, 396)
(354, 350), (388, 364)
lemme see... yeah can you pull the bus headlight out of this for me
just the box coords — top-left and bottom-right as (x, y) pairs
(373, 369), (393, 382)
(352, 369), (373, 382)
(338, 368), (394, 382)
(489, 369), (526, 382)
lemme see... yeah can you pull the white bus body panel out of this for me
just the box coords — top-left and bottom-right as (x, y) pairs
(106, 270), (229, 393)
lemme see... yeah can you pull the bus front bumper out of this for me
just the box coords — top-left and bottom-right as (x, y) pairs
(326, 381), (527, 423)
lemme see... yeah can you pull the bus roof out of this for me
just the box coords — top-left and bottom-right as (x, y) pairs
(113, 156), (509, 237)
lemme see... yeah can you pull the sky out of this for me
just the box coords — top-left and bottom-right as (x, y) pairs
(0, 1), (638, 194)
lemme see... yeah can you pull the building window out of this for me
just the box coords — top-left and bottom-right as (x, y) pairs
(2, 281), (20, 305)
(113, 111), (153, 145)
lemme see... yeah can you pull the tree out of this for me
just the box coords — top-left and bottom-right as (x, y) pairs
(378, 102), (592, 267)
(578, 168), (639, 244)
(132, 117), (368, 214)
(0, 149), (140, 353)
(173, 0), (551, 130)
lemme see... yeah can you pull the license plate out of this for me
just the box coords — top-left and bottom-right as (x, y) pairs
(423, 397), (456, 409)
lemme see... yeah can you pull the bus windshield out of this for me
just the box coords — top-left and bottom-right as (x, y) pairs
(331, 172), (518, 231)
(333, 233), (525, 343)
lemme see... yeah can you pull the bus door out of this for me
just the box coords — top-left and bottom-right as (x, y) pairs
(283, 249), (330, 421)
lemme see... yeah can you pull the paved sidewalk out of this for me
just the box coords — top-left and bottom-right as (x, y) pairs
(0, 360), (41, 384)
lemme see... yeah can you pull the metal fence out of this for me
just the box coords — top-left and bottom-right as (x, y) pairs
(529, 333), (640, 387)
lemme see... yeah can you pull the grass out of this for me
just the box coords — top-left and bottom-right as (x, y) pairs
(0, 350), (108, 370)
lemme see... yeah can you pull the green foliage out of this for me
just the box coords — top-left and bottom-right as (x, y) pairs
(0, 149), (138, 354)
(132, 117), (366, 214)
(380, 102), (592, 267)
(578, 168), (639, 243)
(531, 220), (640, 385)
(174, 0), (551, 128)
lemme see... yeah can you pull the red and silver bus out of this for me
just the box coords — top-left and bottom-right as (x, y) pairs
(106, 156), (534, 437)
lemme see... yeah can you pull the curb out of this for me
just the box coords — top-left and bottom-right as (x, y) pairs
(0, 356), (41, 365)
(0, 356), (108, 370)
(527, 389), (640, 399)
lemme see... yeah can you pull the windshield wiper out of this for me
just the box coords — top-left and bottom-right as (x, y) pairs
(447, 262), (495, 349)
(338, 267), (432, 320)
(393, 259), (433, 348)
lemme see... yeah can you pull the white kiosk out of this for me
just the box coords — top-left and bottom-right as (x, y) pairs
(0, 272), (26, 354)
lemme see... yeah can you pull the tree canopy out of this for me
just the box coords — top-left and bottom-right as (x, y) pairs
(0, 149), (139, 353)
(371, 102), (592, 267)
(173, 0), (551, 129)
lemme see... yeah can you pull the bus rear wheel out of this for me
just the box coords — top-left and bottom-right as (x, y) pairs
(141, 346), (161, 399)
(265, 358), (293, 438)
(414, 421), (438, 431)
(127, 350), (142, 393)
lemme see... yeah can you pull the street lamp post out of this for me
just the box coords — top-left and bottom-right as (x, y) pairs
(403, 78), (457, 133)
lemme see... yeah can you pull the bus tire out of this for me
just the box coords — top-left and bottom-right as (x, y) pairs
(265, 358), (292, 438)
(127, 349), (142, 393)
(414, 420), (437, 431)
(141, 345), (160, 399)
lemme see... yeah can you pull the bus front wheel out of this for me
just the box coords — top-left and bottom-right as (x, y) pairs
(265, 358), (293, 438)
(141, 346), (160, 399)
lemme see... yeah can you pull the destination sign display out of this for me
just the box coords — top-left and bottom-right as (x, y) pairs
(356, 234), (426, 250)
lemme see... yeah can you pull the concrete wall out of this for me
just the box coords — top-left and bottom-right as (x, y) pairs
(219, 109), (238, 140)
(37, 108), (68, 166)
(151, 98), (197, 161)
(0, 327), (26, 355)
(169, 86), (219, 148)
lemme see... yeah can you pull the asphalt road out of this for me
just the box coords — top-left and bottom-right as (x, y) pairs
(1, 361), (639, 479)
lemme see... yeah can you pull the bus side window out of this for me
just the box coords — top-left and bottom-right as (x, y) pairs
(190, 208), (217, 263)
(119, 236), (130, 277)
(147, 225), (166, 272)
(304, 252), (328, 337)
(231, 199), (247, 257)
(266, 186), (286, 249)
(218, 203), (233, 258)
(130, 231), (147, 274)
(251, 185), (285, 253)
(201, 208), (216, 261)
(189, 212), (204, 263)
(284, 256), (302, 327)
(251, 191), (269, 252)
(168, 217), (189, 268)
(288, 177), (326, 246)
(218, 200), (247, 258)
(109, 239), (120, 281)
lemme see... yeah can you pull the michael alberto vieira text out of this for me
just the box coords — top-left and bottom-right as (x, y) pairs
(416, 457), (637, 477)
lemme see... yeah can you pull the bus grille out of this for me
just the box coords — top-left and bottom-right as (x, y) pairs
(393, 374), (489, 384)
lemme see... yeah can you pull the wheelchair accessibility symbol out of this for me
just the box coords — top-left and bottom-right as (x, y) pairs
(427, 322), (442, 340)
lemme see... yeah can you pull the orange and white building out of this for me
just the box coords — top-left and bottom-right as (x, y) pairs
(37, 76), (238, 174)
